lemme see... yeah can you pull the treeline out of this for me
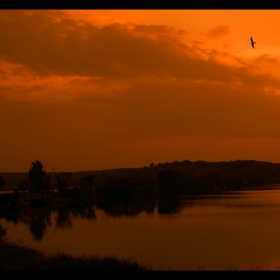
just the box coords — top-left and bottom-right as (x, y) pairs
(75, 160), (280, 199)
(1, 159), (280, 231)
(1, 159), (280, 203)
(0, 161), (96, 193)
(2, 159), (280, 188)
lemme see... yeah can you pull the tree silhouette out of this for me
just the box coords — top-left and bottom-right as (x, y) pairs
(77, 174), (96, 190)
(28, 161), (51, 193)
(52, 168), (72, 194)
(157, 169), (180, 194)
(18, 179), (31, 191)
(0, 224), (7, 238)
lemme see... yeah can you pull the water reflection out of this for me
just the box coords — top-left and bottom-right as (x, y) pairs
(97, 199), (154, 217)
(158, 194), (180, 214)
(1, 186), (280, 242)
(0, 195), (196, 240)
(29, 208), (51, 241)
(55, 204), (96, 229)
(0, 203), (97, 241)
(0, 206), (52, 241)
(2, 187), (280, 270)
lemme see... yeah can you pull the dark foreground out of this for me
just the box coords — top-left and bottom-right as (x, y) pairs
(0, 230), (149, 270)
(0, 243), (149, 270)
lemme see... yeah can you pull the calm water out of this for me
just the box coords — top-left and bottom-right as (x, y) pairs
(2, 186), (280, 270)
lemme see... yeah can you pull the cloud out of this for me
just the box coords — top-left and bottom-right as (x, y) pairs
(2, 11), (280, 171)
(132, 24), (187, 40)
(1, 11), (280, 145)
(204, 25), (231, 39)
(0, 10), (277, 93)
(254, 54), (278, 64)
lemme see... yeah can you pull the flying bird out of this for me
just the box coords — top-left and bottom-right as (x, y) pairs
(250, 37), (256, 49)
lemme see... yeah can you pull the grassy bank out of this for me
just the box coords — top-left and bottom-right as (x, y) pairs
(0, 225), (149, 270)
(0, 241), (149, 270)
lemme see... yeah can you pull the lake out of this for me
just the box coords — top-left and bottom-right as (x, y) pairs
(1, 186), (280, 270)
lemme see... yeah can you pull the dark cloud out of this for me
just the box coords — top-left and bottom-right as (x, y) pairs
(2, 11), (280, 171)
(0, 11), (277, 90)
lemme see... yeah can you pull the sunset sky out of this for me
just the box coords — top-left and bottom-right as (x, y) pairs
(1, 10), (280, 172)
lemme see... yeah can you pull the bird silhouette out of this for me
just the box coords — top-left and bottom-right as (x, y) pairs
(250, 37), (256, 49)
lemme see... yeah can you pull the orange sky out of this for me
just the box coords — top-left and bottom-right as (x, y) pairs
(1, 10), (280, 172)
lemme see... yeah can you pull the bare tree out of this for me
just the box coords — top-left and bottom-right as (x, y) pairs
(52, 168), (72, 193)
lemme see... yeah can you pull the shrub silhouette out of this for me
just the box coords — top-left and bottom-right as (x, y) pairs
(18, 179), (31, 191)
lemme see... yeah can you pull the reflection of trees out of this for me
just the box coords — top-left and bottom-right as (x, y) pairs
(29, 208), (51, 241)
(55, 204), (96, 229)
(95, 175), (159, 217)
(71, 204), (96, 220)
(97, 201), (139, 217)
(0, 194), (23, 224)
(0, 202), (97, 241)
(97, 177), (158, 202)
(0, 223), (7, 238)
(97, 199), (157, 217)
(142, 199), (156, 214)
(84, 207), (96, 219)
(0, 207), (21, 224)
(97, 196), (196, 217)
(56, 208), (72, 228)
(158, 195), (180, 214)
